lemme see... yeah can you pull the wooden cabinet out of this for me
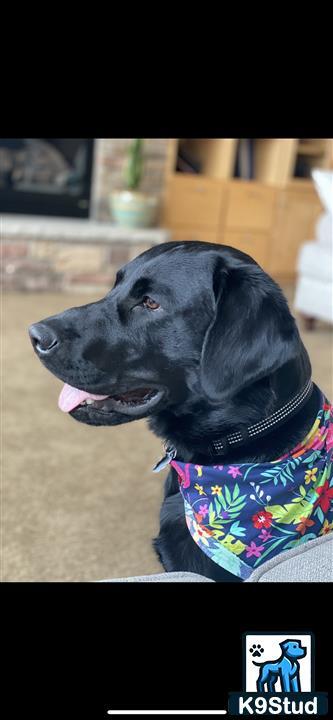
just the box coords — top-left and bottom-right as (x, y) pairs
(267, 184), (323, 278)
(225, 182), (276, 231)
(163, 178), (324, 278)
(166, 226), (218, 243)
(222, 231), (270, 268)
(162, 174), (226, 229)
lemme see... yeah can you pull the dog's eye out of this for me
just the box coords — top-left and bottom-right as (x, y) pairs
(142, 296), (160, 310)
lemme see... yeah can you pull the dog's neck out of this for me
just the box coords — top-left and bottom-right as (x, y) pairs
(149, 369), (320, 466)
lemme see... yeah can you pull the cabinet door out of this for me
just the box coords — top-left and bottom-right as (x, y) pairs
(162, 174), (226, 229)
(225, 182), (276, 231)
(268, 186), (323, 276)
(221, 231), (269, 268)
(169, 227), (218, 243)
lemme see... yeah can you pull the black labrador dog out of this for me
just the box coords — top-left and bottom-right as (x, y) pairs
(29, 241), (318, 582)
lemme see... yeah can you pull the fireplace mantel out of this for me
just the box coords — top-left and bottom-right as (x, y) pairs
(2, 214), (170, 245)
(1, 214), (171, 292)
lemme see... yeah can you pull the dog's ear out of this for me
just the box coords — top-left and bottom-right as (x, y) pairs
(200, 259), (303, 402)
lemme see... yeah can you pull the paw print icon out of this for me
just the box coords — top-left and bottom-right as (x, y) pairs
(249, 644), (264, 658)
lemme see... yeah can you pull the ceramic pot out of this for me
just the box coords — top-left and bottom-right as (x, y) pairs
(110, 191), (158, 228)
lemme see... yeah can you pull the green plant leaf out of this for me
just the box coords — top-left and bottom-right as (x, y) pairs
(315, 506), (325, 524)
(230, 521), (246, 537)
(261, 469), (280, 478)
(284, 467), (294, 480)
(209, 503), (216, 524)
(225, 486), (232, 505)
(216, 494), (226, 511)
(230, 494), (247, 508)
(124, 139), (144, 190)
(284, 533), (317, 550)
(233, 484), (240, 501)
(229, 502), (247, 514)
(265, 501), (314, 524)
(265, 504), (286, 521)
(270, 524), (297, 535)
(303, 450), (322, 465)
(212, 529), (225, 539)
(214, 497), (222, 513)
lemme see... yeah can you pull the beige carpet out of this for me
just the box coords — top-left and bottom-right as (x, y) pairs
(2, 289), (333, 581)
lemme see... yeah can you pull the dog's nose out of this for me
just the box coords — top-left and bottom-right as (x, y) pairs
(29, 322), (59, 354)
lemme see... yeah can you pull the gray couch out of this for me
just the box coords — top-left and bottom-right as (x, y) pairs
(103, 533), (333, 582)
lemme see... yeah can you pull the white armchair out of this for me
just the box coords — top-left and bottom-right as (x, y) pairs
(294, 169), (333, 328)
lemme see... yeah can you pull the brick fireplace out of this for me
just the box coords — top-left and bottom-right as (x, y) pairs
(1, 139), (170, 292)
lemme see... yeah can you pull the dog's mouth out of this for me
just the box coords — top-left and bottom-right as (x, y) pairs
(58, 382), (164, 417)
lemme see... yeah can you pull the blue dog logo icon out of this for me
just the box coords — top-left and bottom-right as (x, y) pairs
(228, 632), (328, 716)
(252, 638), (307, 693)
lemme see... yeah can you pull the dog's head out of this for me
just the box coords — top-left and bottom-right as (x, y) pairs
(280, 639), (307, 659)
(28, 241), (309, 427)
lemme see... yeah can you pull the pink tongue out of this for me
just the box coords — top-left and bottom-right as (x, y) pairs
(58, 383), (109, 413)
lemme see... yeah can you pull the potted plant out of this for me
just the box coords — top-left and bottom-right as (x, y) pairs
(110, 139), (158, 228)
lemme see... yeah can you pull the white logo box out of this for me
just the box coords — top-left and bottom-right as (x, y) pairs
(244, 633), (312, 692)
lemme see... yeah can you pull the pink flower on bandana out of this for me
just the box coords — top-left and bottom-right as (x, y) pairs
(245, 541), (265, 558)
(199, 503), (209, 518)
(259, 528), (273, 541)
(227, 466), (242, 479)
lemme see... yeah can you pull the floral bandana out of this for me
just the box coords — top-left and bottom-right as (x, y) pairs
(170, 392), (333, 580)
